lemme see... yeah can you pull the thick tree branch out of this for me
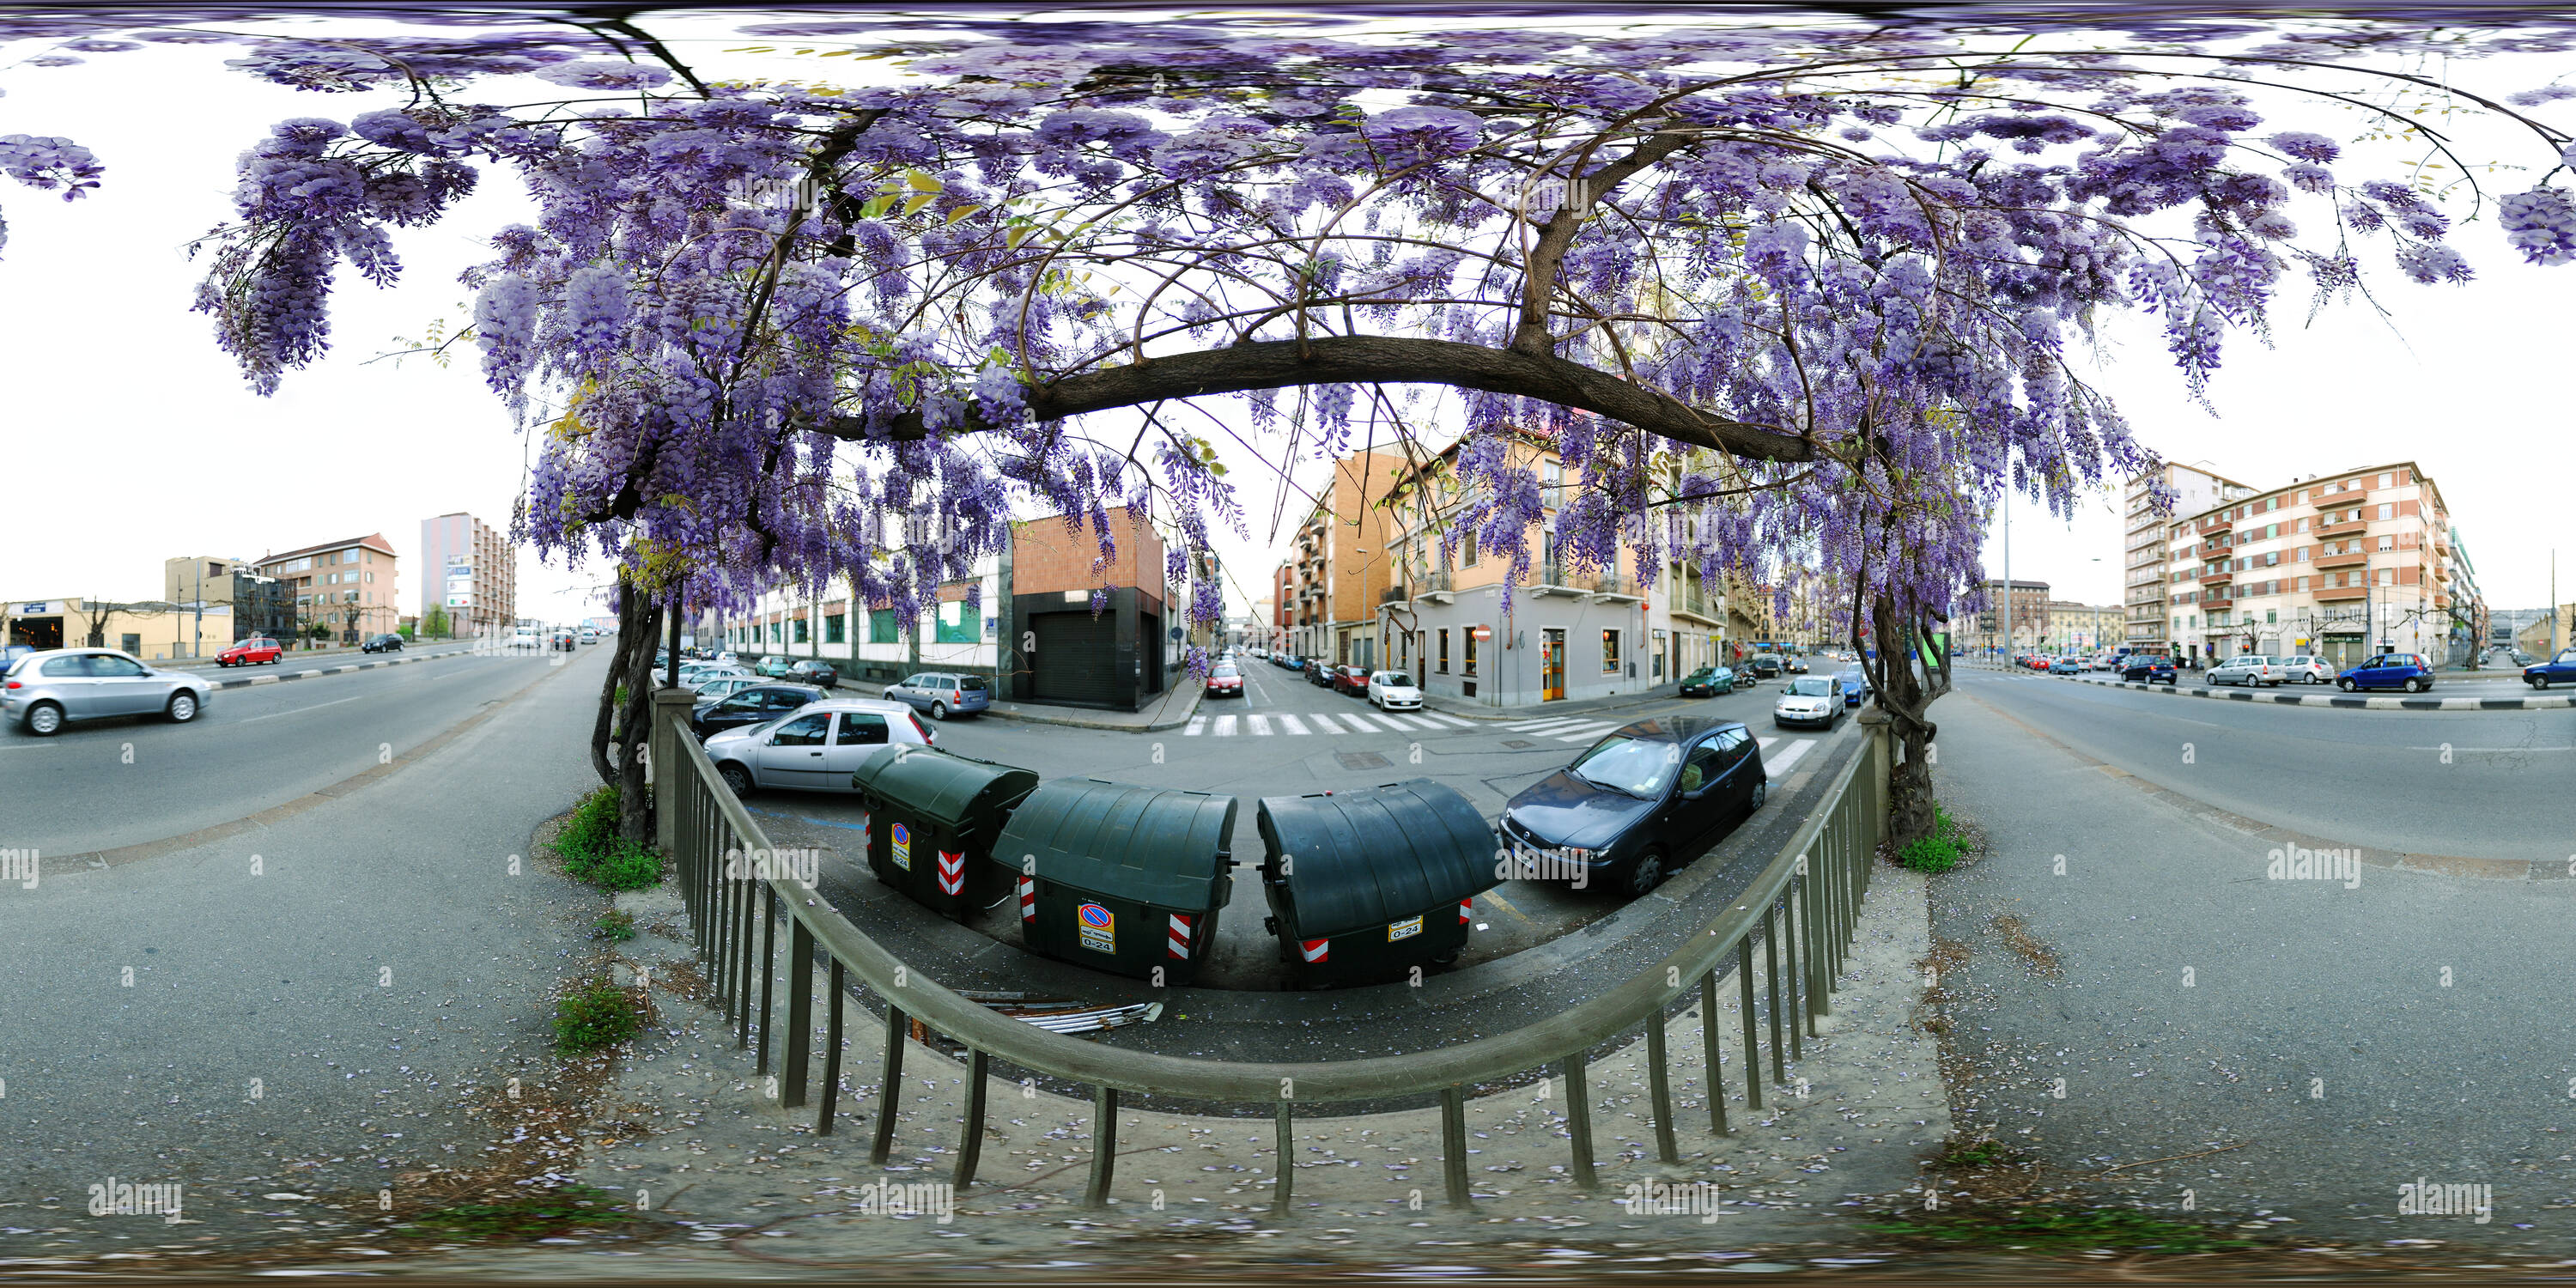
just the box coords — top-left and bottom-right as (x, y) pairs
(821, 336), (1814, 464)
(1512, 125), (1696, 356)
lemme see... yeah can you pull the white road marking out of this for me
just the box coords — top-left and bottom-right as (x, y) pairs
(1551, 722), (1620, 743)
(1213, 714), (1237, 737)
(1393, 714), (1445, 731)
(1504, 717), (1585, 732)
(1183, 717), (1206, 736)
(1307, 713), (1346, 733)
(1361, 713), (1412, 732)
(1249, 714), (1273, 735)
(1765, 738), (1817, 778)
(1419, 713), (1476, 727)
(1278, 714), (1311, 735)
(234, 692), (374, 725)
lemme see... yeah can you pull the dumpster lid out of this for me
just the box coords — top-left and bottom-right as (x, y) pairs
(847, 744), (1039, 827)
(994, 779), (1236, 909)
(1256, 779), (1500, 938)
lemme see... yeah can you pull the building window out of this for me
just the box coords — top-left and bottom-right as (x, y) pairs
(2379, 472), (2392, 488)
(1462, 531), (1479, 568)
(2266, 610), (2278, 624)
(871, 611), (901, 644)
(1464, 629), (1479, 677)
(793, 616), (811, 645)
(2378, 503), (2395, 520)
(935, 599), (977, 644)
(1601, 629), (1621, 674)
(825, 612), (845, 644)
(1437, 629), (1450, 674)
(2266, 524), (2278, 539)
(2298, 576), (2309, 591)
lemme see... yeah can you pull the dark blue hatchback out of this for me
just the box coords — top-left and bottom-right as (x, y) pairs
(2336, 652), (2433, 693)
(1497, 716), (1768, 899)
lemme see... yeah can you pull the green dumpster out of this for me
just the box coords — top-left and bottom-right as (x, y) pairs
(992, 779), (1237, 986)
(848, 744), (1040, 921)
(1257, 779), (1500, 988)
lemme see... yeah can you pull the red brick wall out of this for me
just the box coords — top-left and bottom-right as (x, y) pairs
(1012, 506), (1166, 596)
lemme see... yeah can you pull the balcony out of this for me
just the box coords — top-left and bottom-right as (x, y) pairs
(2198, 567), (2234, 586)
(1673, 581), (1722, 624)
(2313, 581), (2370, 602)
(2313, 483), (2369, 507)
(2314, 549), (2367, 570)
(1589, 573), (1643, 603)
(1380, 584), (1410, 606)
(1533, 562), (1587, 598)
(1418, 568), (1456, 604)
(2316, 513), (2371, 538)
(2198, 539), (2232, 558)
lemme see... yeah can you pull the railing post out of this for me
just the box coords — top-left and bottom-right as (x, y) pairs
(871, 1004), (908, 1165)
(649, 687), (694, 856)
(954, 1048), (989, 1188)
(1085, 1086), (1120, 1206)
(815, 959), (844, 1135)
(1645, 1015), (1679, 1163)
(1700, 970), (1729, 1135)
(782, 917), (814, 1108)
(734, 875), (756, 1048)
(1783, 889), (1805, 1056)
(1558, 1054), (1598, 1190)
(1764, 905), (1787, 1084)
(1737, 939), (1763, 1112)
(1273, 1099), (1296, 1214)
(756, 884), (777, 1075)
(1439, 1086), (1473, 1209)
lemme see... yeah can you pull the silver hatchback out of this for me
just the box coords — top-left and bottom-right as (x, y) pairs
(3, 648), (215, 735)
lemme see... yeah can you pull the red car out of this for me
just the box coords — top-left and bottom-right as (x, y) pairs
(1205, 663), (1243, 697)
(1331, 665), (1370, 696)
(217, 635), (283, 667)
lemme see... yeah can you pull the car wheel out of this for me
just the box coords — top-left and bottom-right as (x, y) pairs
(716, 762), (756, 798)
(167, 692), (199, 723)
(930, 702), (949, 721)
(25, 702), (64, 737)
(1427, 949), (1461, 968)
(2405, 677), (2426, 694)
(1747, 779), (1768, 811)
(2337, 677), (2355, 692)
(2531, 676), (2549, 690)
(1625, 849), (1667, 898)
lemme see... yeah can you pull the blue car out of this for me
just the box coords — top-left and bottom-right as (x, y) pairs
(2524, 647), (2576, 690)
(1834, 666), (1870, 707)
(2120, 655), (2177, 684)
(2336, 652), (2434, 694)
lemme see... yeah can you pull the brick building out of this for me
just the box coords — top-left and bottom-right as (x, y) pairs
(256, 533), (401, 647)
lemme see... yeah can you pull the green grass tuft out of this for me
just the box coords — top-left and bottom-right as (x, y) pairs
(1896, 802), (1974, 874)
(554, 980), (643, 1054)
(595, 909), (636, 942)
(395, 1183), (642, 1241)
(1863, 1203), (2258, 1255)
(554, 786), (664, 890)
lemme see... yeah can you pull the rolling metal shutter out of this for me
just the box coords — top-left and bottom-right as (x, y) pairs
(1031, 610), (1117, 706)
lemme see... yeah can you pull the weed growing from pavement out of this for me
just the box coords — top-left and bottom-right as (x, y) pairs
(393, 1183), (646, 1242)
(1862, 1203), (2258, 1254)
(1935, 1137), (2031, 1170)
(555, 786), (665, 890)
(555, 980), (644, 1054)
(595, 908), (637, 942)
(1896, 802), (1978, 873)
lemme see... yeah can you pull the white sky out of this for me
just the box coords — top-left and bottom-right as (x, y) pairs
(1, 15), (2566, 627)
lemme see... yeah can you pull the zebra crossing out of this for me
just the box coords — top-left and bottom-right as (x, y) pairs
(1182, 708), (1478, 737)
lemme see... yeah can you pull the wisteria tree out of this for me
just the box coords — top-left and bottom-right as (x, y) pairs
(13, 5), (2576, 843)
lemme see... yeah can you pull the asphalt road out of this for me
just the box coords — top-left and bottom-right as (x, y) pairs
(0, 647), (611, 1254)
(3, 645), (579, 858)
(1960, 665), (2576, 863)
(1925, 669), (2576, 1248)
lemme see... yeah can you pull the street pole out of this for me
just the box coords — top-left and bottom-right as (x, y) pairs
(2000, 487), (2009, 657)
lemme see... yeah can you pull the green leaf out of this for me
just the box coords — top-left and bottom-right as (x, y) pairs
(905, 169), (942, 193)
(902, 192), (939, 217)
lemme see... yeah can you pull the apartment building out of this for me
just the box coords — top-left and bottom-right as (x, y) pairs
(1270, 563), (1296, 650)
(1969, 579), (2051, 653)
(1285, 449), (1407, 669)
(2122, 463), (2256, 653)
(256, 533), (401, 646)
(2044, 600), (2124, 653)
(161, 555), (295, 653)
(2163, 461), (2477, 668)
(418, 512), (519, 637)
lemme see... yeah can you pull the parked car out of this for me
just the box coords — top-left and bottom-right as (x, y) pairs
(2275, 655), (2332, 684)
(216, 635), (284, 667)
(2048, 657), (2085, 675)
(1497, 717), (1768, 898)
(2511, 649), (2535, 666)
(1332, 664), (1370, 696)
(716, 650), (740, 665)
(688, 682), (830, 740)
(1677, 665), (1734, 697)
(702, 697), (934, 797)
(2524, 647), (2576, 690)
(361, 633), (404, 653)
(1773, 675), (1842, 729)
(756, 654), (795, 678)
(1368, 669), (1423, 710)
(1206, 663), (1244, 697)
(3, 648), (213, 736)
(678, 662), (750, 686)
(1305, 658), (1335, 687)
(690, 676), (760, 700)
(1834, 665), (1871, 707)
(2209, 655), (2284, 688)
(785, 659), (839, 687)
(881, 671), (992, 720)
(2337, 653), (2435, 693)
(2120, 655), (2178, 684)
(1274, 653), (1301, 671)
(1745, 653), (1783, 678)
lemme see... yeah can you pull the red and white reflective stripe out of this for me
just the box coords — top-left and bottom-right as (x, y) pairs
(1167, 913), (1194, 959)
(1298, 938), (1330, 963)
(1018, 877), (1036, 921)
(1460, 897), (1473, 924)
(936, 849), (966, 896)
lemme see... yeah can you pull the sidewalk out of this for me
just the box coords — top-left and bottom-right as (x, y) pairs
(833, 675), (1206, 732)
(1422, 680), (1684, 723)
(274, 862), (1952, 1278)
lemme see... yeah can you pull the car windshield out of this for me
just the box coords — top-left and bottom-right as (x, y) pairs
(1212, 665), (1238, 678)
(1786, 677), (1834, 696)
(1837, 668), (1863, 683)
(1568, 735), (1681, 798)
(1381, 671), (1413, 687)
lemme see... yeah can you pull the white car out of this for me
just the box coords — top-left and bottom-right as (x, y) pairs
(2208, 655), (2284, 687)
(1773, 675), (1841, 729)
(1368, 669), (1424, 710)
(702, 697), (933, 798)
(717, 651), (740, 665)
(2275, 654), (2332, 684)
(690, 675), (760, 699)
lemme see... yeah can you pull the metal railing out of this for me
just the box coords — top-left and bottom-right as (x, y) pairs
(660, 703), (1889, 1207)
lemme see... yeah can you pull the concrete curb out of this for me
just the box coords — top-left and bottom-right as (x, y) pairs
(941, 680), (1206, 732)
(201, 644), (498, 690)
(2053, 672), (2576, 711)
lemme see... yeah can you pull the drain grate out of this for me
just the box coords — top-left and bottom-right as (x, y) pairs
(1501, 738), (1535, 749)
(1334, 750), (1392, 770)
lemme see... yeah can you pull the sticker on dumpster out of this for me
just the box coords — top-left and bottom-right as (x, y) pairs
(1077, 902), (1115, 953)
(1387, 914), (1424, 942)
(890, 823), (911, 871)
(936, 849), (966, 896)
(1298, 938), (1330, 963)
